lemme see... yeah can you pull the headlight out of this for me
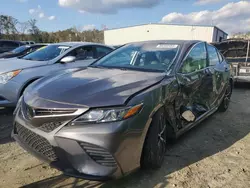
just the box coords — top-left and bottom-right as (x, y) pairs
(0, 70), (21, 84)
(13, 95), (23, 115)
(71, 103), (143, 124)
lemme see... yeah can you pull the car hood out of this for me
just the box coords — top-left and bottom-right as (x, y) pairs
(0, 58), (47, 74)
(0, 52), (15, 58)
(25, 67), (165, 108)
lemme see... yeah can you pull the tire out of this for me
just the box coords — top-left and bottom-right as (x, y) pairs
(141, 108), (167, 169)
(218, 82), (232, 112)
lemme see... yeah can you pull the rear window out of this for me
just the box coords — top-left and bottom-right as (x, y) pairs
(22, 45), (71, 61)
(12, 46), (30, 53)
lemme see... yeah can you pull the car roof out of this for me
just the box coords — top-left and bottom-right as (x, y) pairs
(126, 40), (202, 46)
(0, 40), (24, 44)
(29, 43), (49, 46)
(53, 42), (112, 48)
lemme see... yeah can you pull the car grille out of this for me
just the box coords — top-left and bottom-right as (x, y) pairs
(15, 123), (58, 162)
(22, 101), (77, 118)
(21, 100), (76, 132)
(39, 122), (64, 132)
(35, 109), (77, 116)
(79, 142), (117, 167)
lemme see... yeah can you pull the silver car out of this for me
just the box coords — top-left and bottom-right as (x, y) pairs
(0, 42), (113, 108)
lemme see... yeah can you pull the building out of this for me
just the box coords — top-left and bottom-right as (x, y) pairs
(104, 23), (228, 45)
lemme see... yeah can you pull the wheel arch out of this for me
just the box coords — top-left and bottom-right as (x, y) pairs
(139, 103), (177, 165)
(18, 77), (41, 98)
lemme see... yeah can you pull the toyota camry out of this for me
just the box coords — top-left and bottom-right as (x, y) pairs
(12, 40), (233, 180)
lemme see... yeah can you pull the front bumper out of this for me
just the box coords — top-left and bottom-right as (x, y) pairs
(0, 80), (21, 107)
(12, 103), (144, 180)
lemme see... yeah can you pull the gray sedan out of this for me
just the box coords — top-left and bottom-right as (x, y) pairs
(0, 42), (114, 107)
(13, 40), (232, 180)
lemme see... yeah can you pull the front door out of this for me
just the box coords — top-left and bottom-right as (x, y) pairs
(175, 42), (213, 127)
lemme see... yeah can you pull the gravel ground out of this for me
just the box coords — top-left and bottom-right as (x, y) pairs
(0, 85), (250, 188)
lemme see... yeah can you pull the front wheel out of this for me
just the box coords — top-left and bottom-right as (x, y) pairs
(218, 82), (232, 112)
(141, 108), (167, 169)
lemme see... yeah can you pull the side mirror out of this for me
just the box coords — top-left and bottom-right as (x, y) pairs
(60, 56), (76, 63)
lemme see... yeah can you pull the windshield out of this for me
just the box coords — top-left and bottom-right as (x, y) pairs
(11, 45), (29, 53)
(91, 43), (179, 72)
(22, 45), (71, 61)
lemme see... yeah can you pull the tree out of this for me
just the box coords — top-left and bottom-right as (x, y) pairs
(18, 21), (29, 40)
(0, 14), (105, 43)
(28, 19), (41, 42)
(0, 15), (18, 39)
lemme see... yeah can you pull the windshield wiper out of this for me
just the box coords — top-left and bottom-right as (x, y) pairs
(89, 65), (107, 69)
(22, 58), (33, 60)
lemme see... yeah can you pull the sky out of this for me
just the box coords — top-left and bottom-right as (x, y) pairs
(0, 0), (249, 34)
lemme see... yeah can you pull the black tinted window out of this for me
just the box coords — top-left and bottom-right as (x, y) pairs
(68, 46), (95, 60)
(2, 41), (20, 48)
(208, 45), (219, 66)
(180, 42), (207, 73)
(95, 46), (112, 58)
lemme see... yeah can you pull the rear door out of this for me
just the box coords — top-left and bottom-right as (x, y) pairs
(207, 44), (230, 105)
(53, 45), (112, 71)
(65, 45), (97, 68)
(63, 45), (113, 68)
(176, 42), (212, 127)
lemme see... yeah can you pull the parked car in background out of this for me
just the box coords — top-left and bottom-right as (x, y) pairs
(213, 39), (250, 82)
(0, 42), (114, 108)
(0, 40), (24, 54)
(13, 40), (233, 180)
(0, 44), (48, 59)
(22, 41), (35, 45)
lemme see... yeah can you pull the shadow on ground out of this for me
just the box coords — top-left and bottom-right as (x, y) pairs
(0, 108), (14, 143)
(7, 84), (250, 187)
(21, 175), (103, 188)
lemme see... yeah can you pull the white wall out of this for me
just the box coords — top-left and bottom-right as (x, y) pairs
(104, 24), (215, 45)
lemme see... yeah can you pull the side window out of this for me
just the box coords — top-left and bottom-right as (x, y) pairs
(180, 43), (207, 73)
(207, 45), (219, 66)
(0, 42), (3, 47)
(67, 46), (95, 61)
(95, 46), (112, 59)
